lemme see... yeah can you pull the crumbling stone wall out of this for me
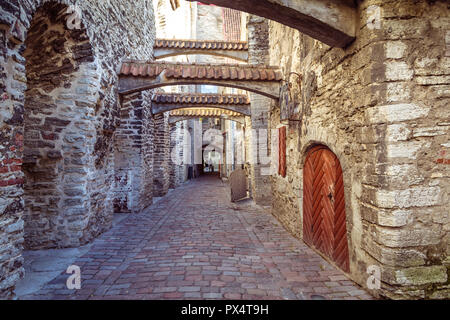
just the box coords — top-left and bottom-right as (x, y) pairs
(22, 3), (97, 250)
(153, 112), (170, 197)
(169, 122), (178, 189)
(268, 0), (449, 299)
(0, 0), (155, 298)
(174, 121), (187, 187)
(139, 94), (155, 211)
(169, 120), (187, 189)
(114, 91), (154, 213)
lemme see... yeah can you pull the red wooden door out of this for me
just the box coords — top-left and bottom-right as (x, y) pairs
(278, 126), (286, 177)
(303, 145), (349, 272)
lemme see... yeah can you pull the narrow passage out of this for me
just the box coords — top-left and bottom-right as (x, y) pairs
(21, 176), (372, 300)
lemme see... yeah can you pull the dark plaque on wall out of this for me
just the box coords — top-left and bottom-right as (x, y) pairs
(279, 82), (301, 121)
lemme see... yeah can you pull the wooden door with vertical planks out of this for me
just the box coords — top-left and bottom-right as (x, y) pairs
(303, 145), (350, 272)
(278, 126), (286, 177)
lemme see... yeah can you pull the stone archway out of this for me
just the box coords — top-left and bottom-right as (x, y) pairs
(22, 2), (97, 249)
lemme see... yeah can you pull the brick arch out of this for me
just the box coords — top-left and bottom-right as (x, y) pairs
(21, 2), (98, 249)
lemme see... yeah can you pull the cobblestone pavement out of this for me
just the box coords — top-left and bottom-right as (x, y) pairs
(21, 175), (373, 300)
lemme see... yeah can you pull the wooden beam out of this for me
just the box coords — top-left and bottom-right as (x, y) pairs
(154, 48), (248, 62)
(119, 73), (280, 100)
(186, 0), (356, 47)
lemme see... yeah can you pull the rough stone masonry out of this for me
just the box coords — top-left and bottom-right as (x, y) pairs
(266, 0), (449, 299)
(0, 0), (448, 301)
(0, 0), (155, 298)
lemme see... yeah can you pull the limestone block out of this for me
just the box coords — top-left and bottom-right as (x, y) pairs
(385, 41), (407, 59)
(374, 225), (442, 247)
(364, 237), (426, 267)
(413, 126), (449, 138)
(385, 61), (413, 81)
(416, 75), (450, 85)
(366, 103), (430, 124)
(382, 164), (424, 186)
(386, 141), (430, 159)
(383, 18), (428, 40)
(386, 82), (410, 102)
(378, 209), (412, 227)
(375, 186), (441, 208)
(5, 220), (23, 233)
(430, 288), (450, 300)
(386, 124), (410, 142)
(392, 289), (425, 299)
(394, 266), (447, 286)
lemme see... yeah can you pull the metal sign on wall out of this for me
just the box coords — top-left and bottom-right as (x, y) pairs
(279, 82), (301, 121)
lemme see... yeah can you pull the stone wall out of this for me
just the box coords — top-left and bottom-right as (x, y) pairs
(0, 0), (155, 298)
(153, 112), (170, 197)
(169, 120), (187, 189)
(140, 94), (155, 211)
(114, 91), (154, 214)
(175, 121), (188, 187)
(268, 0), (449, 299)
(169, 121), (178, 189)
(21, 3), (97, 250)
(247, 15), (272, 206)
(197, 4), (223, 41)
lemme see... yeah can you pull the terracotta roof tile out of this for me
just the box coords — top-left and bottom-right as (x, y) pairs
(170, 108), (242, 117)
(119, 61), (282, 82)
(151, 93), (250, 105)
(120, 63), (130, 75)
(155, 39), (248, 51)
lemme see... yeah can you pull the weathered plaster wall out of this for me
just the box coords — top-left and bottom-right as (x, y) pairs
(196, 4), (223, 41)
(0, 0), (155, 298)
(268, 0), (449, 299)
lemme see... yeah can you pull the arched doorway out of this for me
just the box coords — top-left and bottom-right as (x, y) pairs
(303, 145), (349, 272)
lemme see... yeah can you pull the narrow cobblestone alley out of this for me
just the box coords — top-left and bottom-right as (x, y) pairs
(21, 176), (372, 300)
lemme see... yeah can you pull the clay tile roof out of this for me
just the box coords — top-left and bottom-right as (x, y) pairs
(154, 39), (248, 51)
(119, 61), (282, 82)
(151, 93), (250, 105)
(170, 108), (242, 117)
